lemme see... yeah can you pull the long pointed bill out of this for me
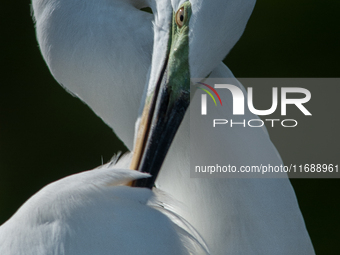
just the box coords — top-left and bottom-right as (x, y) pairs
(130, 2), (192, 189)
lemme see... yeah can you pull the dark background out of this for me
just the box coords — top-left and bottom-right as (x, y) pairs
(1, 0), (339, 253)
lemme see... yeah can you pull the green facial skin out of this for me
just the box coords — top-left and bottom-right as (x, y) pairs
(132, 2), (193, 188)
(167, 1), (192, 108)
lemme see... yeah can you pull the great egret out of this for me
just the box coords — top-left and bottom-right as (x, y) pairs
(0, 0), (315, 254)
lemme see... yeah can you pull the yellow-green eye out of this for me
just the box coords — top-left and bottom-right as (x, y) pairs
(175, 7), (185, 28)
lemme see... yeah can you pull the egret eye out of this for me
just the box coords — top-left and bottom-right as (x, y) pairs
(175, 7), (185, 28)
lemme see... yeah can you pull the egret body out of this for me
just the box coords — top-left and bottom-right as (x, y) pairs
(0, 0), (314, 254)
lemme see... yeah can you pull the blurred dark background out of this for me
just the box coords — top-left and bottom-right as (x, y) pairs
(1, 0), (339, 254)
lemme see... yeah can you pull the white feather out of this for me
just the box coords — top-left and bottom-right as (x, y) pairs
(0, 166), (208, 255)
(2, 0), (315, 254)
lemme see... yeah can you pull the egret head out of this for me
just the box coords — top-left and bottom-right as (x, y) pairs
(130, 0), (256, 187)
(32, 0), (256, 188)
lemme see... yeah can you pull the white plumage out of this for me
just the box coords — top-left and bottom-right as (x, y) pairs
(0, 0), (315, 254)
(0, 163), (207, 254)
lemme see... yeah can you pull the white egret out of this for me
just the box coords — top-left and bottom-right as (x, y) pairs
(0, 0), (315, 254)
